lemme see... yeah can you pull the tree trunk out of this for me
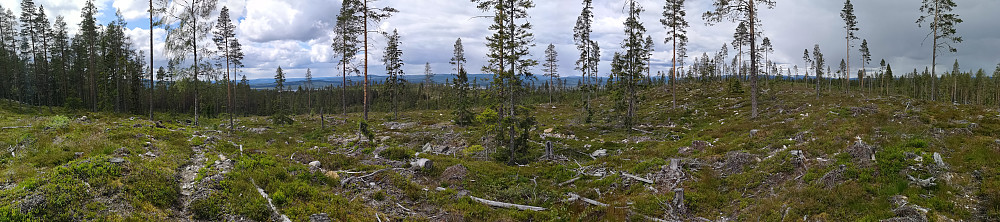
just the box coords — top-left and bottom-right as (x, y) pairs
(192, 4), (200, 126)
(149, 0), (155, 121)
(362, 0), (370, 121)
(931, 0), (938, 101)
(749, 0), (758, 118)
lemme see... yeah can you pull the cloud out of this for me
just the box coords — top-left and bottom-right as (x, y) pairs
(238, 0), (337, 42)
(5, 0), (1000, 80)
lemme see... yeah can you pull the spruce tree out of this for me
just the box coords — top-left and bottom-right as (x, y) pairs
(542, 44), (559, 104)
(614, 0), (648, 128)
(471, 0), (538, 165)
(450, 38), (472, 126)
(382, 29), (404, 119)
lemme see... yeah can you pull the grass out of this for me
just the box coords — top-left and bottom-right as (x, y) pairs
(1, 81), (999, 220)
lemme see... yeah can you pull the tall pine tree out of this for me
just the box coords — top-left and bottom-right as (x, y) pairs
(704, 0), (777, 118)
(917, 0), (962, 102)
(661, 0), (687, 109)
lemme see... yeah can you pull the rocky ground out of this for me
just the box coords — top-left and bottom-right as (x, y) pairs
(2, 82), (1000, 221)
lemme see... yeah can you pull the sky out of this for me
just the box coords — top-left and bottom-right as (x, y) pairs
(1, 0), (999, 80)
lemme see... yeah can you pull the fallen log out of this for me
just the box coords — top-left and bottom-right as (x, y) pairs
(469, 195), (546, 211)
(565, 192), (608, 207)
(621, 172), (655, 184)
(558, 176), (581, 186)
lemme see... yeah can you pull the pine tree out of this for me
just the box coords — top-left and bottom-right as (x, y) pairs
(382, 29), (404, 119)
(917, 0), (962, 101)
(542, 44), (559, 104)
(704, 0), (777, 118)
(951, 59), (959, 103)
(762, 37), (773, 78)
(613, 0), (648, 128)
(305, 68), (313, 115)
(859, 39), (871, 92)
(213, 6), (237, 129)
(573, 0), (599, 123)
(812, 44), (825, 98)
(51, 16), (69, 106)
(424, 62), (434, 86)
(159, 0), (220, 125)
(731, 21), (749, 80)
(358, 0), (397, 121)
(79, 0), (99, 110)
(471, 0), (538, 165)
(332, 0), (363, 115)
(661, 0), (687, 109)
(841, 0), (858, 94)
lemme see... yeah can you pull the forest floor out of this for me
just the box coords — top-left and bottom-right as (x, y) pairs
(2, 82), (1000, 221)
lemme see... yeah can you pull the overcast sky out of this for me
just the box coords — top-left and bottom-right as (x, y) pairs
(1, 0), (998, 80)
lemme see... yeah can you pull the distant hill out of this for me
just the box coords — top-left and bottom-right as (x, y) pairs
(249, 74), (609, 90)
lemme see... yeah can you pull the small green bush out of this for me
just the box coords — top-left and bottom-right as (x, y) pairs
(270, 112), (294, 125)
(381, 147), (414, 161)
(190, 195), (223, 220)
(46, 115), (70, 129)
(463, 145), (485, 156)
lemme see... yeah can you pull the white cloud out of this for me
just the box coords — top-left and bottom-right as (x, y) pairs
(5, 0), (1000, 80)
(238, 0), (337, 42)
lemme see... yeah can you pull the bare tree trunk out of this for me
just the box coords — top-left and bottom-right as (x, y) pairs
(149, 0), (155, 121)
(931, 0), (938, 101)
(749, 0), (758, 118)
(362, 0), (370, 121)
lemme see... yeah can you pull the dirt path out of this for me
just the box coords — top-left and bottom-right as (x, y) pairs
(175, 143), (207, 221)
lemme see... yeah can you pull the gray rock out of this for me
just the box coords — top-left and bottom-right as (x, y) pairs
(932, 152), (947, 169)
(249, 128), (268, 134)
(749, 129), (759, 138)
(591, 149), (608, 158)
(109, 157), (126, 163)
(309, 213), (332, 222)
(308, 161), (322, 168)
